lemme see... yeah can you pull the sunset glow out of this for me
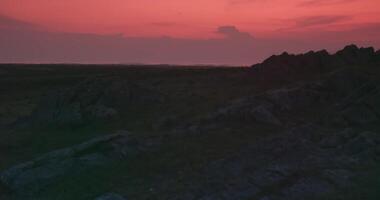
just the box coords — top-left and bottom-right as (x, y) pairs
(0, 0), (379, 64)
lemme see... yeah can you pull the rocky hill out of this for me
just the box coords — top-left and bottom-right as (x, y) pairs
(251, 44), (380, 82)
(1, 45), (380, 200)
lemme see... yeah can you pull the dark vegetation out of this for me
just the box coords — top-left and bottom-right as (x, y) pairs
(1, 45), (380, 199)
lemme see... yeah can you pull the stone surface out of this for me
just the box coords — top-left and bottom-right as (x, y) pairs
(251, 105), (282, 126)
(342, 104), (379, 126)
(167, 121), (380, 200)
(95, 193), (126, 200)
(280, 178), (332, 200)
(0, 132), (145, 195)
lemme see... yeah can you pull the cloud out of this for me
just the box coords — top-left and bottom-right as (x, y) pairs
(0, 21), (378, 65)
(298, 0), (357, 7)
(0, 25), (258, 65)
(295, 15), (352, 27)
(0, 15), (40, 30)
(216, 26), (254, 40)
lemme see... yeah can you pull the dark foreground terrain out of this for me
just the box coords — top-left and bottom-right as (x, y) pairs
(1, 45), (380, 199)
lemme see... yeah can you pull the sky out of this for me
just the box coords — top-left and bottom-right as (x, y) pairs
(0, 0), (379, 65)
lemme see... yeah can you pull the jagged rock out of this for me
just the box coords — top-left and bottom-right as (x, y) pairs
(319, 128), (357, 148)
(248, 168), (289, 188)
(322, 169), (355, 189)
(201, 65), (378, 129)
(324, 114), (349, 128)
(251, 49), (331, 80)
(280, 178), (332, 200)
(343, 131), (379, 156)
(166, 120), (380, 200)
(251, 45), (378, 82)
(335, 45), (375, 65)
(0, 131), (145, 195)
(251, 105), (282, 125)
(326, 68), (369, 97)
(266, 84), (326, 111)
(202, 83), (327, 126)
(95, 193), (126, 200)
(171, 45), (380, 200)
(341, 104), (379, 126)
(204, 98), (283, 126)
(363, 91), (380, 115)
(266, 88), (294, 111)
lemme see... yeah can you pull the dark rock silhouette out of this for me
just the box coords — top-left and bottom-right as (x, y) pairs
(335, 45), (376, 65)
(251, 44), (379, 82)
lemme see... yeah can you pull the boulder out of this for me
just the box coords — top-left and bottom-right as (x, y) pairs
(251, 105), (282, 126)
(0, 131), (144, 195)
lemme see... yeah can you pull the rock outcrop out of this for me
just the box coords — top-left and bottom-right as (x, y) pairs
(2, 45), (380, 200)
(251, 45), (379, 82)
(335, 45), (376, 65)
(200, 66), (380, 129)
(28, 76), (164, 126)
(172, 125), (380, 200)
(0, 131), (152, 195)
(160, 62), (380, 199)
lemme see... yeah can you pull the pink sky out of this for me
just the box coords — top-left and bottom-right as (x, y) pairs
(0, 0), (379, 65)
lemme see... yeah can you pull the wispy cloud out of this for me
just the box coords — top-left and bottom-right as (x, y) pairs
(228, 0), (274, 6)
(298, 0), (357, 7)
(0, 25), (260, 65)
(0, 15), (40, 30)
(295, 15), (352, 27)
